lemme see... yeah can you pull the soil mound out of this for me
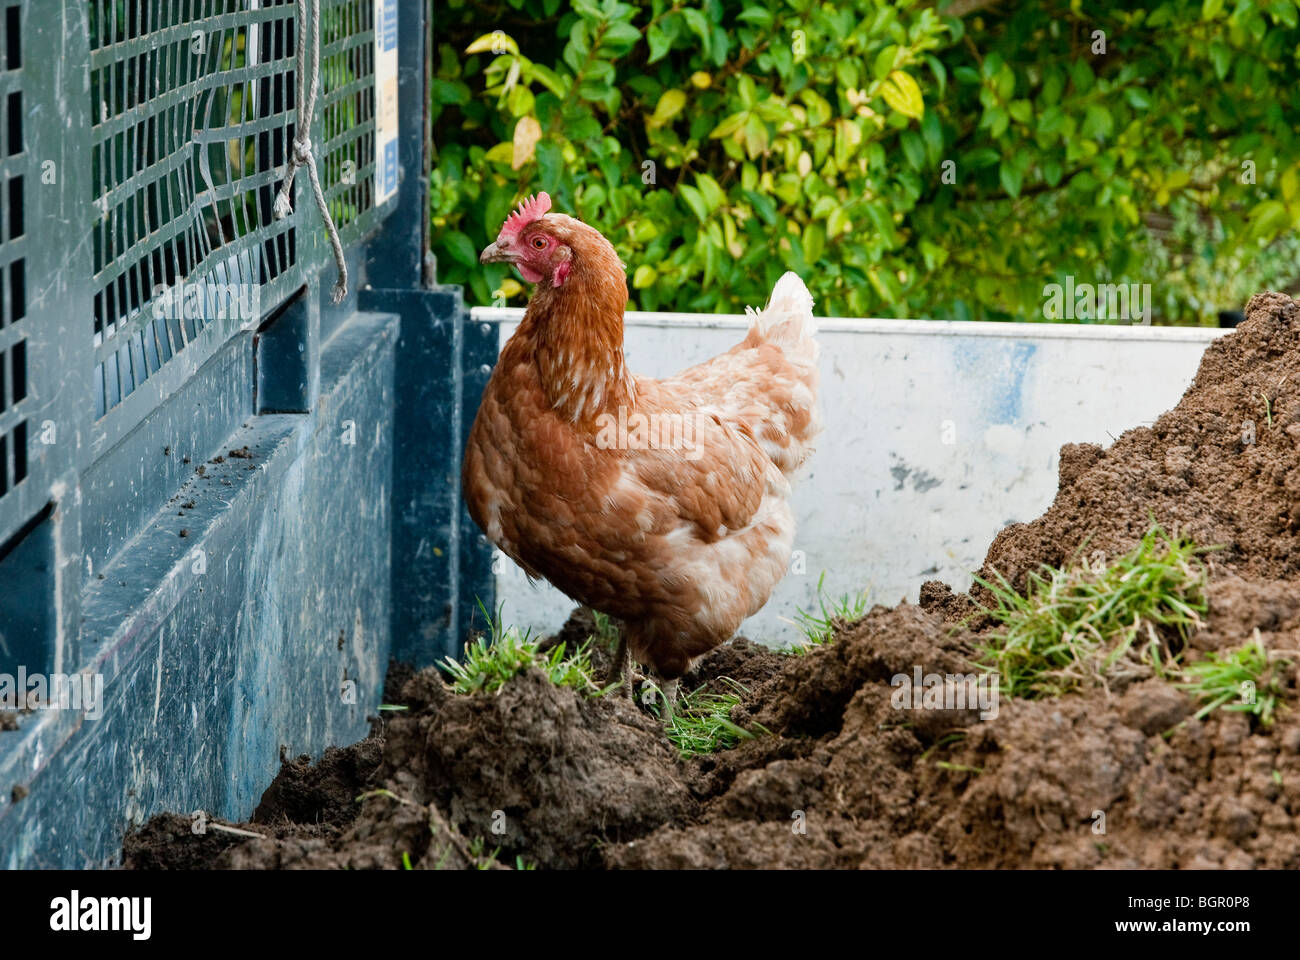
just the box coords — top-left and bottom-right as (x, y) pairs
(126, 665), (693, 869)
(981, 292), (1300, 590)
(609, 604), (1300, 869)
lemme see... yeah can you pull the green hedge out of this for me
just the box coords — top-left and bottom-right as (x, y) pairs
(431, 0), (1300, 322)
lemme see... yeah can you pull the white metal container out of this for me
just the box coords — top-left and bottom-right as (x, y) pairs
(471, 306), (1227, 646)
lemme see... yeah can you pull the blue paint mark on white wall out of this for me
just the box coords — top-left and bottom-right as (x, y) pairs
(952, 338), (1038, 426)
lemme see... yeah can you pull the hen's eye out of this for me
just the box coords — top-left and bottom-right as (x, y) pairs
(532, 237), (546, 249)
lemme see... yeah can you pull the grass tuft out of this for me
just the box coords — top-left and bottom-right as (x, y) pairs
(441, 600), (597, 695)
(466, 836), (535, 870)
(972, 523), (1211, 698)
(785, 572), (870, 652)
(653, 677), (770, 759)
(1179, 630), (1292, 726)
(587, 609), (622, 652)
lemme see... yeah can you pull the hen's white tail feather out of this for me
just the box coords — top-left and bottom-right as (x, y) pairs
(730, 271), (821, 478)
(747, 272), (818, 363)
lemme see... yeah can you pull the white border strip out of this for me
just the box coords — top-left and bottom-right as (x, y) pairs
(469, 306), (1230, 344)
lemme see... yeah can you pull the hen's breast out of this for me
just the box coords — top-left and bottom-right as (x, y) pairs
(464, 352), (648, 607)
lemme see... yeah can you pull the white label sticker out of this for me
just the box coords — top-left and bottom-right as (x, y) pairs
(374, 0), (399, 205)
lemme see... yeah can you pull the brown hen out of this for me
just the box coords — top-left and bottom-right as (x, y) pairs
(464, 193), (821, 716)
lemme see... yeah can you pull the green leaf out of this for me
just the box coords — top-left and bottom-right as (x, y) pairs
(483, 142), (514, 164)
(1124, 87), (1152, 110)
(536, 139), (563, 186)
(1081, 103), (1113, 140)
(1209, 41), (1232, 80)
(737, 6), (774, 27)
(744, 189), (777, 226)
(432, 79), (470, 106)
(507, 85), (534, 117)
(963, 147), (1001, 169)
(882, 70), (925, 119)
(835, 60), (859, 91)
(1037, 105), (1065, 136)
(737, 74), (758, 109)
(863, 202), (898, 247)
(868, 266), (902, 303)
(999, 159), (1023, 198)
(799, 89), (833, 127)
(652, 89), (688, 124)
(900, 130), (926, 171)
(1069, 58), (1094, 94)
(995, 65), (1015, 102)
(744, 114), (769, 158)
(873, 45), (898, 81)
(927, 55), (947, 97)
(602, 22), (642, 55)
(919, 240), (948, 271)
(1248, 200), (1291, 240)
(443, 231), (478, 267)
(803, 222), (826, 264)
(710, 112), (746, 138)
(827, 206), (851, 238)
(682, 8), (711, 55)
(696, 173), (726, 211)
(773, 173), (800, 205)
(567, 113), (602, 141)
(983, 105), (1008, 138)
(632, 265), (658, 288)
(921, 109), (944, 160)
(647, 24), (671, 63)
(527, 64), (566, 99)
(1041, 69), (1064, 105)
(679, 184), (709, 223)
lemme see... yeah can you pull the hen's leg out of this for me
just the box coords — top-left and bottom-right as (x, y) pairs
(624, 650), (639, 701)
(660, 678), (680, 721)
(606, 635), (633, 699)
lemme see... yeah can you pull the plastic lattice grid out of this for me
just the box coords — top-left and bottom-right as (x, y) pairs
(89, 0), (301, 422)
(0, 2), (27, 501)
(320, 0), (377, 245)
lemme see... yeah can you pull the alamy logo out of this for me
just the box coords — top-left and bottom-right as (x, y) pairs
(50, 891), (151, 940)
(0, 668), (104, 720)
(890, 667), (1000, 720)
(593, 407), (707, 461)
(151, 281), (260, 325)
(1042, 276), (1152, 324)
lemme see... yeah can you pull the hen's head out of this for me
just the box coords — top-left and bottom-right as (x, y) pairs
(480, 192), (621, 291)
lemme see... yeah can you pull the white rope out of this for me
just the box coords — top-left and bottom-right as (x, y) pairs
(274, 0), (348, 305)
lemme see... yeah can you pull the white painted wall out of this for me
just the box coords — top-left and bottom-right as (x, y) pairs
(470, 306), (1227, 646)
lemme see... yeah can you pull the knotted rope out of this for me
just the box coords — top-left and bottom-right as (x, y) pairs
(274, 0), (348, 304)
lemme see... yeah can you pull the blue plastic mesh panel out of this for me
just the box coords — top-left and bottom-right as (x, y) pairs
(320, 0), (377, 245)
(0, 2), (27, 499)
(89, 0), (301, 421)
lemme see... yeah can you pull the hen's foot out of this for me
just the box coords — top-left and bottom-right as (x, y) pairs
(660, 678), (680, 721)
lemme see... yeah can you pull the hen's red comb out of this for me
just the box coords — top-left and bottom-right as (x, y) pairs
(498, 192), (551, 242)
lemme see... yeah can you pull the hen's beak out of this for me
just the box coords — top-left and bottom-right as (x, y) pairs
(480, 240), (512, 265)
